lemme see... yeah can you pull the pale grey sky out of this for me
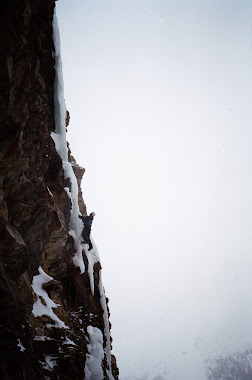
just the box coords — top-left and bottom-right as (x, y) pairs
(57, 1), (252, 378)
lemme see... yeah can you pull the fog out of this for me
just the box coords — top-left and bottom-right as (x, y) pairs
(57, 1), (252, 378)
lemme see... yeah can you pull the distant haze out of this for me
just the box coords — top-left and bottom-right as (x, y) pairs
(57, 1), (252, 378)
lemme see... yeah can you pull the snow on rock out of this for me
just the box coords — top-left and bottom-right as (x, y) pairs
(99, 272), (114, 380)
(84, 326), (104, 380)
(52, 11), (84, 273)
(17, 339), (25, 352)
(34, 336), (53, 342)
(45, 355), (57, 369)
(47, 187), (53, 197)
(82, 237), (100, 295)
(31, 266), (67, 329)
(41, 356), (57, 371)
(82, 243), (114, 379)
(63, 336), (77, 346)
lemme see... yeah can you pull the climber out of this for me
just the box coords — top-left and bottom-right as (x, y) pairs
(78, 212), (95, 251)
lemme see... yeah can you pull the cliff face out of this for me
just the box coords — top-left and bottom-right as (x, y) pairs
(0, 1), (118, 379)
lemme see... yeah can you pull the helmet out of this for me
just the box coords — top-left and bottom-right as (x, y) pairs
(90, 212), (96, 217)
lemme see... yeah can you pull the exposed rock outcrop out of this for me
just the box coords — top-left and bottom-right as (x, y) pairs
(0, 1), (118, 379)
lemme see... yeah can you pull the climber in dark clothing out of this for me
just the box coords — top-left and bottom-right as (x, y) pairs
(79, 212), (95, 250)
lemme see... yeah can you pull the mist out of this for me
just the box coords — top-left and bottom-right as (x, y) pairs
(57, 0), (252, 378)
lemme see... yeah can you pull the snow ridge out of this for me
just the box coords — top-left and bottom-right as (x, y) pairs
(99, 272), (114, 380)
(52, 10), (84, 273)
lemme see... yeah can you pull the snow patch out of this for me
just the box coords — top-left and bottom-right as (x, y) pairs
(84, 326), (104, 380)
(31, 266), (67, 329)
(17, 339), (25, 352)
(45, 355), (57, 369)
(47, 187), (53, 197)
(41, 356), (57, 371)
(64, 186), (71, 199)
(34, 336), (54, 341)
(99, 272), (114, 380)
(63, 336), (76, 346)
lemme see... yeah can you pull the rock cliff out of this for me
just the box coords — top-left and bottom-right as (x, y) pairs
(0, 1), (119, 379)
